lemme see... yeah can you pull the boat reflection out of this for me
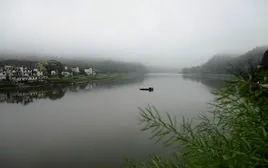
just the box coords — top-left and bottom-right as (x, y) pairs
(0, 76), (145, 105)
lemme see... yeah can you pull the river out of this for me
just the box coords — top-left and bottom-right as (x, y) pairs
(0, 74), (226, 168)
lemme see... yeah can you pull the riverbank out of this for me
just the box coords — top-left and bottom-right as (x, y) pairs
(0, 73), (142, 91)
(181, 73), (233, 80)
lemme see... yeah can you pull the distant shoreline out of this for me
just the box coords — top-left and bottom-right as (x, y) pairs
(0, 73), (141, 91)
(181, 73), (233, 80)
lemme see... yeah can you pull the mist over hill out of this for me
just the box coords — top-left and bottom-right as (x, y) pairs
(1, 46), (267, 74)
(182, 46), (268, 74)
(0, 53), (182, 73)
(0, 53), (148, 74)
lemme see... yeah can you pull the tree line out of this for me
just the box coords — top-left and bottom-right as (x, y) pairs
(0, 58), (148, 74)
(182, 46), (268, 75)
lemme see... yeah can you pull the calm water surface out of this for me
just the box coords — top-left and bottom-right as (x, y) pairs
(0, 74), (225, 168)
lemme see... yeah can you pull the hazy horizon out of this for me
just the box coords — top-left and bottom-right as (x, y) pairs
(1, 0), (268, 68)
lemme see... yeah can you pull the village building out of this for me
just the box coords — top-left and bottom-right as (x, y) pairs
(33, 69), (43, 78)
(0, 72), (6, 80)
(4, 65), (12, 71)
(0, 64), (45, 82)
(61, 71), (71, 77)
(51, 70), (57, 76)
(71, 67), (80, 73)
(84, 68), (97, 76)
(84, 68), (93, 76)
(0, 62), (98, 82)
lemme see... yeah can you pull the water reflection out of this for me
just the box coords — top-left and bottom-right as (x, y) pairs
(0, 76), (145, 105)
(182, 75), (228, 90)
(0, 74), (217, 168)
(0, 89), (65, 105)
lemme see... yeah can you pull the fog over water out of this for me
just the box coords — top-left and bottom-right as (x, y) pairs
(1, 1), (268, 168)
(1, 0), (268, 68)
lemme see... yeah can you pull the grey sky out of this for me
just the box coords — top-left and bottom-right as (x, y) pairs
(1, 0), (268, 68)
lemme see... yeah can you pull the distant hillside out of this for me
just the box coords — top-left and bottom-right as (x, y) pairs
(0, 60), (38, 69)
(0, 54), (148, 74)
(146, 66), (181, 73)
(231, 46), (268, 71)
(0, 53), (47, 61)
(182, 46), (268, 74)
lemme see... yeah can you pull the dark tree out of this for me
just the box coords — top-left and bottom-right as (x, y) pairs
(261, 49), (268, 69)
(45, 60), (64, 76)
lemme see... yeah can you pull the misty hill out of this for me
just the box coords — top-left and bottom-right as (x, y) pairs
(0, 54), (148, 74)
(0, 60), (39, 69)
(0, 53), (50, 62)
(182, 46), (268, 74)
(146, 66), (181, 73)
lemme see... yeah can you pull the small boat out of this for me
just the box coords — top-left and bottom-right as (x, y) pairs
(139, 87), (154, 92)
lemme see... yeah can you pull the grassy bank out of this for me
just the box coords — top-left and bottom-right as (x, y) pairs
(0, 73), (140, 91)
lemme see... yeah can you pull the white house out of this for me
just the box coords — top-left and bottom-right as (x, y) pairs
(17, 67), (30, 77)
(37, 71), (43, 77)
(4, 66), (13, 77)
(0, 65), (46, 82)
(22, 72), (29, 77)
(84, 68), (93, 76)
(64, 66), (68, 71)
(28, 76), (38, 81)
(71, 67), (80, 73)
(33, 69), (43, 77)
(93, 71), (96, 76)
(0, 72), (7, 80)
(4, 65), (12, 71)
(51, 70), (57, 76)
(61, 71), (71, 77)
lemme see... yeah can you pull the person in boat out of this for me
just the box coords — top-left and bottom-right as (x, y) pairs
(139, 87), (154, 91)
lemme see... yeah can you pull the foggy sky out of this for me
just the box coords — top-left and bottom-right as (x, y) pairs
(1, 0), (268, 68)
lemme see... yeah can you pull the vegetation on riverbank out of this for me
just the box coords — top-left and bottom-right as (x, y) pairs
(127, 69), (268, 167)
(0, 73), (140, 91)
